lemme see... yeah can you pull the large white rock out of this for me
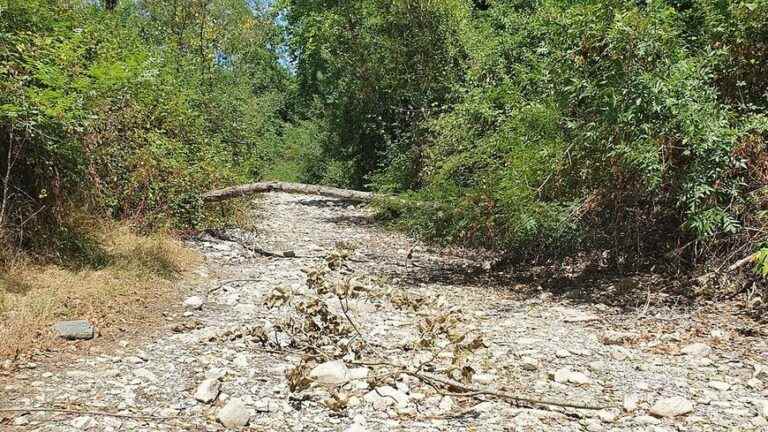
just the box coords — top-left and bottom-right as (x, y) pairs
(649, 397), (694, 418)
(217, 398), (251, 428)
(309, 360), (349, 386)
(183, 296), (204, 310)
(194, 378), (221, 403)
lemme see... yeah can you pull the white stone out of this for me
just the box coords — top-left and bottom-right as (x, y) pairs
(12, 415), (30, 426)
(438, 396), (456, 412)
(598, 409), (619, 423)
(585, 419), (603, 431)
(194, 378), (221, 403)
(232, 354), (249, 369)
(309, 360), (349, 386)
(134, 368), (158, 382)
(553, 367), (591, 385)
(649, 397), (694, 418)
(680, 343), (711, 356)
(624, 393), (640, 412)
(344, 422), (367, 432)
(70, 416), (95, 429)
(588, 361), (606, 372)
(363, 386), (409, 409)
(183, 296), (204, 310)
(751, 399), (768, 418)
(206, 367), (228, 380)
(708, 381), (730, 391)
(217, 398), (251, 428)
(348, 367), (369, 380)
(635, 415), (661, 425)
(520, 357), (539, 371)
(471, 373), (495, 386)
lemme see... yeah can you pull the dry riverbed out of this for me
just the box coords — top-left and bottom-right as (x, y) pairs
(2, 193), (768, 431)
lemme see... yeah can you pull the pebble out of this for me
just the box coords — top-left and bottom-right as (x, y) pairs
(520, 357), (539, 371)
(12, 415), (30, 426)
(471, 373), (495, 386)
(364, 386), (409, 409)
(708, 381), (730, 391)
(751, 399), (768, 418)
(624, 393), (640, 412)
(635, 415), (661, 425)
(133, 368), (158, 382)
(585, 419), (603, 431)
(194, 378), (221, 403)
(588, 361), (606, 372)
(309, 360), (349, 386)
(649, 397), (694, 418)
(553, 367), (591, 385)
(217, 398), (251, 428)
(70, 416), (95, 429)
(183, 296), (205, 310)
(344, 421), (368, 432)
(681, 343), (711, 356)
(348, 367), (370, 380)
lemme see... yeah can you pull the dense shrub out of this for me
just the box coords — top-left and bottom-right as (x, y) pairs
(0, 0), (289, 257)
(286, 0), (768, 270)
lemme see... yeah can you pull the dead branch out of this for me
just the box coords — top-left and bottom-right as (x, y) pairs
(728, 253), (759, 272)
(203, 229), (314, 259)
(409, 372), (606, 411)
(0, 407), (178, 422)
(207, 279), (261, 294)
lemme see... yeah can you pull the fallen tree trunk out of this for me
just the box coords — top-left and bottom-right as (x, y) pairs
(203, 181), (377, 203)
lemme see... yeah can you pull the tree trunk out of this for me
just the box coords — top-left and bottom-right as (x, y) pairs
(202, 181), (376, 203)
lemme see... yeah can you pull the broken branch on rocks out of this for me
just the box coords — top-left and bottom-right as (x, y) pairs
(270, 247), (609, 418)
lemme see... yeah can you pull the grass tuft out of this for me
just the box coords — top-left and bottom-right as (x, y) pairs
(0, 220), (200, 358)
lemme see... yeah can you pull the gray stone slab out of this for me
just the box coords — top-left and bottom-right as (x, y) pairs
(53, 320), (94, 340)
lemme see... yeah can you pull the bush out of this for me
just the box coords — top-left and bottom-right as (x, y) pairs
(0, 0), (289, 257)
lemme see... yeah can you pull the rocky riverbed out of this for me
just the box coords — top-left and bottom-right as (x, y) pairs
(2, 193), (768, 431)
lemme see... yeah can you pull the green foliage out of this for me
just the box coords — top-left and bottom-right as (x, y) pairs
(756, 246), (768, 278)
(0, 0), (289, 255)
(286, 0), (768, 267)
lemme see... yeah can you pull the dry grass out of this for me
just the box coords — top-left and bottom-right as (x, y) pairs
(0, 223), (200, 358)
